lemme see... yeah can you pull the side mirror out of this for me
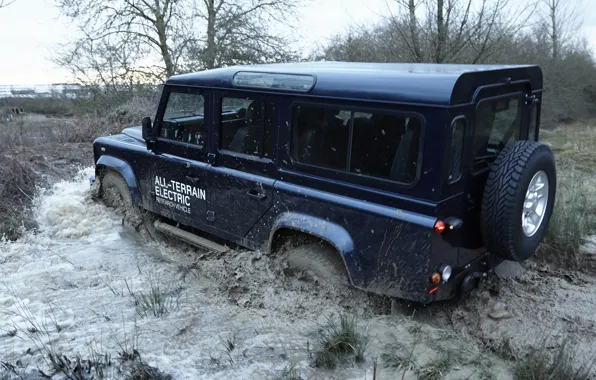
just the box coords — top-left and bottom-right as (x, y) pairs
(141, 116), (155, 148)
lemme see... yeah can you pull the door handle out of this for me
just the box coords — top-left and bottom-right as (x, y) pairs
(185, 175), (200, 183)
(247, 188), (266, 200)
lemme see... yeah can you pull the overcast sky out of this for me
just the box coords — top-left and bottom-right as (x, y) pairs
(0, 0), (595, 85)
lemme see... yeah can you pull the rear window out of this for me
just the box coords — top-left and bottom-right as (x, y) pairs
(473, 96), (522, 171)
(290, 104), (423, 184)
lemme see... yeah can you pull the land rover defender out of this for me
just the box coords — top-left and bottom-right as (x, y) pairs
(92, 62), (556, 304)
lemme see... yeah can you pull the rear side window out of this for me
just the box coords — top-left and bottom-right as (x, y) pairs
(220, 97), (275, 158)
(450, 118), (465, 183)
(473, 96), (522, 171)
(160, 92), (205, 146)
(290, 104), (423, 184)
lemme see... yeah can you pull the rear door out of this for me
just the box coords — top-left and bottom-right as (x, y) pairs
(148, 88), (211, 228)
(460, 87), (531, 249)
(207, 91), (277, 240)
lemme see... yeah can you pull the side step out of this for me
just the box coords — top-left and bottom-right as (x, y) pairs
(153, 220), (229, 253)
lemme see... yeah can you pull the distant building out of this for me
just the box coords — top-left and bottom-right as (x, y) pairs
(0, 84), (88, 99)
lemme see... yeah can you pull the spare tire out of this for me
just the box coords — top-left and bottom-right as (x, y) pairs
(481, 141), (556, 261)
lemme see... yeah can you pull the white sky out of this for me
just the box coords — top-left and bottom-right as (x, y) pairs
(0, 0), (595, 85)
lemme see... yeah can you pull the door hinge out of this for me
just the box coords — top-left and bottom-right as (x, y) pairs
(206, 210), (216, 222)
(207, 153), (216, 164)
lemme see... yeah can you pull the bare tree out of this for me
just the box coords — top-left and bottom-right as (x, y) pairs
(0, 0), (16, 8)
(54, 0), (302, 90)
(538, 0), (583, 60)
(186, 0), (302, 71)
(55, 0), (192, 81)
(384, 0), (536, 63)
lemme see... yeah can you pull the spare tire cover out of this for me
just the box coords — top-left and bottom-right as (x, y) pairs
(481, 141), (556, 261)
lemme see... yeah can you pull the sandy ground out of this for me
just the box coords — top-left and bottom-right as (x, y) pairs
(0, 165), (595, 379)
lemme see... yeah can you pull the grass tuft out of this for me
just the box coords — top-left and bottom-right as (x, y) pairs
(514, 337), (596, 380)
(125, 279), (181, 318)
(312, 313), (369, 369)
(276, 362), (303, 380)
(415, 354), (452, 380)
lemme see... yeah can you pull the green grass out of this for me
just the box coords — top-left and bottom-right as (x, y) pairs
(312, 313), (369, 369)
(537, 122), (596, 268)
(540, 122), (596, 173)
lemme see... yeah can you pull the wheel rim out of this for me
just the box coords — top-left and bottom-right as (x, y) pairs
(522, 171), (549, 237)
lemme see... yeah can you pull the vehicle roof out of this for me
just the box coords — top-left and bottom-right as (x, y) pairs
(165, 62), (543, 106)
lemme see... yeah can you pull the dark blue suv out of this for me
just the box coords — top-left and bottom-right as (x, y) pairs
(92, 62), (556, 304)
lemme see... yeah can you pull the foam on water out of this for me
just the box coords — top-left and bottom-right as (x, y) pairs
(32, 167), (121, 241)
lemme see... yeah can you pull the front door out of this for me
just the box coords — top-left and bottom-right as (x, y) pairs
(461, 89), (531, 249)
(207, 92), (277, 241)
(149, 88), (211, 228)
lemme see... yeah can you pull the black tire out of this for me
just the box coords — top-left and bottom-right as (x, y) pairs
(283, 242), (350, 286)
(481, 141), (556, 261)
(100, 171), (144, 230)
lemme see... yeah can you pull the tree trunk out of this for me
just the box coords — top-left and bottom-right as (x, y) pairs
(205, 0), (217, 69)
(408, 0), (423, 62)
(549, 0), (559, 60)
(156, 13), (175, 77)
(435, 0), (445, 63)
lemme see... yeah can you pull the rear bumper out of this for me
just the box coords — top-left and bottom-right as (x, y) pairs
(427, 252), (496, 302)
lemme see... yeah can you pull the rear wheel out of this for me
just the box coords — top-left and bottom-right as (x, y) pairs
(279, 238), (349, 287)
(481, 141), (556, 261)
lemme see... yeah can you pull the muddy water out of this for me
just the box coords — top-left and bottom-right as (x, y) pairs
(0, 168), (593, 379)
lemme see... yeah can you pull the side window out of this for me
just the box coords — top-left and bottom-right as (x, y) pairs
(449, 118), (465, 183)
(291, 105), (350, 170)
(474, 96), (522, 170)
(220, 97), (275, 158)
(160, 92), (205, 146)
(290, 104), (422, 184)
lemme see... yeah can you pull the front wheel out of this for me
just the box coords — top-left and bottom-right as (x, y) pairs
(481, 141), (556, 261)
(100, 171), (143, 230)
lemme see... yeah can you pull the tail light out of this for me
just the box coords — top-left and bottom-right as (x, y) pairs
(434, 220), (446, 233)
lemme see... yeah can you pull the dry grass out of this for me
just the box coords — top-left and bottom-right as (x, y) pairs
(0, 155), (36, 240)
(0, 96), (156, 240)
(538, 122), (596, 269)
(514, 336), (596, 380)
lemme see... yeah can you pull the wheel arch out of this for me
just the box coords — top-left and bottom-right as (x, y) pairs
(267, 212), (361, 286)
(95, 155), (142, 205)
